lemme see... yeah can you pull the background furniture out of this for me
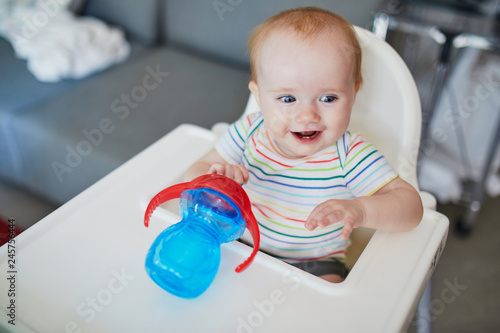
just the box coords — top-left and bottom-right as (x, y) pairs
(373, 0), (500, 234)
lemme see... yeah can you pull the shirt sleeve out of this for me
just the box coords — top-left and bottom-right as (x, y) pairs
(340, 132), (399, 197)
(215, 112), (262, 165)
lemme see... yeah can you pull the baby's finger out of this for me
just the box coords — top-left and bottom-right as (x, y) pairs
(305, 208), (323, 230)
(318, 209), (344, 228)
(234, 165), (250, 184)
(208, 163), (225, 175)
(340, 218), (354, 240)
(224, 164), (235, 180)
(305, 204), (333, 230)
(304, 218), (317, 231)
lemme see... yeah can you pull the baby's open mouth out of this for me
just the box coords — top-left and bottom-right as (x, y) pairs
(292, 131), (320, 140)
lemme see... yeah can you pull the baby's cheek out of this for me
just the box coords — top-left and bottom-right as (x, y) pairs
(264, 113), (290, 136)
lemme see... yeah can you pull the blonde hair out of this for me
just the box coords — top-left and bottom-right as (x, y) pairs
(247, 7), (363, 90)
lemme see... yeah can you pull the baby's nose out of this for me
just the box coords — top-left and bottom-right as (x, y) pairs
(295, 104), (320, 124)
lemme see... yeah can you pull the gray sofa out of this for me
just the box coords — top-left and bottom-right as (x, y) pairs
(0, 0), (383, 205)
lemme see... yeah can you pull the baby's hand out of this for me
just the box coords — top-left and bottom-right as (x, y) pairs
(208, 163), (249, 185)
(305, 199), (366, 240)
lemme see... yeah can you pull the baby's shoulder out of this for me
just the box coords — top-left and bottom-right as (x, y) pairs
(233, 112), (264, 132)
(340, 131), (368, 146)
(242, 111), (263, 123)
(337, 131), (374, 159)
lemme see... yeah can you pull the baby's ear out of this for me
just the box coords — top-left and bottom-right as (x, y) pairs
(248, 81), (261, 107)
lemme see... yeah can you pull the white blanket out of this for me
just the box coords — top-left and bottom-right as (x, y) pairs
(3, 8), (130, 82)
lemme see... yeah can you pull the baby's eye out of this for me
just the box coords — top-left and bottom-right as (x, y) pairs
(279, 96), (296, 103)
(320, 96), (337, 103)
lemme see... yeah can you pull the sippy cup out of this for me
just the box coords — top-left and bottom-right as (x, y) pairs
(144, 174), (260, 298)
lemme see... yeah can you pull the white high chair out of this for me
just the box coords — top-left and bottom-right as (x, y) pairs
(0, 27), (448, 333)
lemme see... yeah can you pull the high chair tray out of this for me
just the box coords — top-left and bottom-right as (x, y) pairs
(0, 124), (448, 333)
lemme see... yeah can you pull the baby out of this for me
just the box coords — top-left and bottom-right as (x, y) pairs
(186, 7), (423, 283)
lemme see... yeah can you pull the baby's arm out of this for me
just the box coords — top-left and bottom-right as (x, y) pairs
(184, 148), (249, 184)
(305, 177), (423, 239)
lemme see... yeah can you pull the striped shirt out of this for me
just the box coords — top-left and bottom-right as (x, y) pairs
(215, 112), (398, 262)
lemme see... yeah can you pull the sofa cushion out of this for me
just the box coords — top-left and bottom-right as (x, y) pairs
(163, 0), (385, 67)
(5, 46), (250, 204)
(0, 36), (80, 183)
(84, 0), (158, 46)
(0, 37), (80, 115)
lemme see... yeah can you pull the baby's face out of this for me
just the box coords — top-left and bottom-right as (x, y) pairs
(250, 30), (358, 158)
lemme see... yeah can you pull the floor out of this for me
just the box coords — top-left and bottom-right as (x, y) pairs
(1, 177), (499, 332)
(0, 181), (59, 231)
(408, 195), (500, 332)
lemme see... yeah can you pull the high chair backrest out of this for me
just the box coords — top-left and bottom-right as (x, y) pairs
(243, 26), (422, 190)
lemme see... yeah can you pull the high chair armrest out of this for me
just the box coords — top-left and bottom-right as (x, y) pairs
(211, 122), (230, 139)
(420, 191), (438, 210)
